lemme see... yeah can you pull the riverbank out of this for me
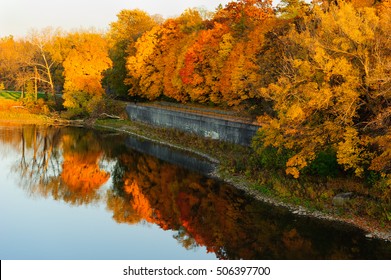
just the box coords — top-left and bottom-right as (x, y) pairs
(95, 118), (391, 242)
(0, 99), (49, 124)
(0, 98), (87, 126)
(1, 101), (389, 241)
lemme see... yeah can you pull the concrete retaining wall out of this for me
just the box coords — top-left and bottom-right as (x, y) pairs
(126, 104), (260, 146)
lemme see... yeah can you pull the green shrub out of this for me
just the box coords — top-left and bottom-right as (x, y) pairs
(257, 146), (291, 170)
(365, 170), (382, 187)
(24, 80), (36, 101)
(62, 91), (102, 117)
(252, 131), (293, 171)
(370, 177), (391, 204)
(22, 97), (51, 115)
(303, 148), (340, 178)
(62, 91), (126, 119)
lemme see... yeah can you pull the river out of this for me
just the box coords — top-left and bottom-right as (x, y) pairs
(0, 124), (390, 260)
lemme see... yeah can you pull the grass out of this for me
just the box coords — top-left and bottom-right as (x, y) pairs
(0, 90), (47, 101)
(0, 91), (22, 100)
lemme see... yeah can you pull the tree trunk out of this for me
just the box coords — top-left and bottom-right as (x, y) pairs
(34, 66), (38, 101)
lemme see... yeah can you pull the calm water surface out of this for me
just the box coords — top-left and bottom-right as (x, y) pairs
(0, 125), (390, 260)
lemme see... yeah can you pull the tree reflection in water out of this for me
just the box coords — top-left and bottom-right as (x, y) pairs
(3, 125), (108, 205)
(60, 131), (109, 204)
(1, 125), (391, 259)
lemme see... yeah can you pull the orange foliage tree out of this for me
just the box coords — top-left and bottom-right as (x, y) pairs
(180, 22), (230, 103)
(219, 22), (275, 106)
(127, 9), (205, 102)
(161, 10), (204, 102)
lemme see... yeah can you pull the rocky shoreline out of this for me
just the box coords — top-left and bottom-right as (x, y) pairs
(222, 176), (391, 242)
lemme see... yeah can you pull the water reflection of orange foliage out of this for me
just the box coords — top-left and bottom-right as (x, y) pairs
(106, 190), (142, 225)
(0, 124), (38, 153)
(60, 133), (109, 198)
(111, 154), (178, 231)
(281, 229), (313, 259)
(2, 126), (388, 259)
(111, 151), (282, 258)
(61, 155), (109, 193)
(111, 150), (376, 259)
(176, 190), (214, 253)
(123, 180), (154, 223)
(0, 126), (110, 205)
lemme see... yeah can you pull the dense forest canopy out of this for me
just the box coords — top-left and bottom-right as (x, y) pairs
(1, 0), (390, 190)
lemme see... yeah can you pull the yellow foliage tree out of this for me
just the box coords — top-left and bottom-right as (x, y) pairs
(257, 1), (382, 178)
(126, 25), (164, 100)
(61, 31), (112, 114)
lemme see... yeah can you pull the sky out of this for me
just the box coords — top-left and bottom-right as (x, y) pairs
(0, 0), (233, 38)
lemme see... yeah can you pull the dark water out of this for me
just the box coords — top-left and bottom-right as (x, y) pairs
(0, 125), (390, 260)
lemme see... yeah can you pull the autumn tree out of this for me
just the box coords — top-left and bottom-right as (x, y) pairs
(180, 0), (275, 106)
(127, 9), (204, 101)
(213, 0), (275, 107)
(219, 21), (276, 107)
(0, 29), (64, 101)
(61, 31), (112, 115)
(254, 1), (391, 181)
(105, 9), (157, 99)
(0, 36), (19, 89)
(27, 27), (62, 98)
(276, 0), (309, 19)
(162, 9), (207, 102)
(0, 36), (35, 93)
(214, 0), (273, 36)
(180, 22), (230, 103)
(366, 0), (391, 185)
(126, 25), (164, 100)
(126, 2), (277, 106)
